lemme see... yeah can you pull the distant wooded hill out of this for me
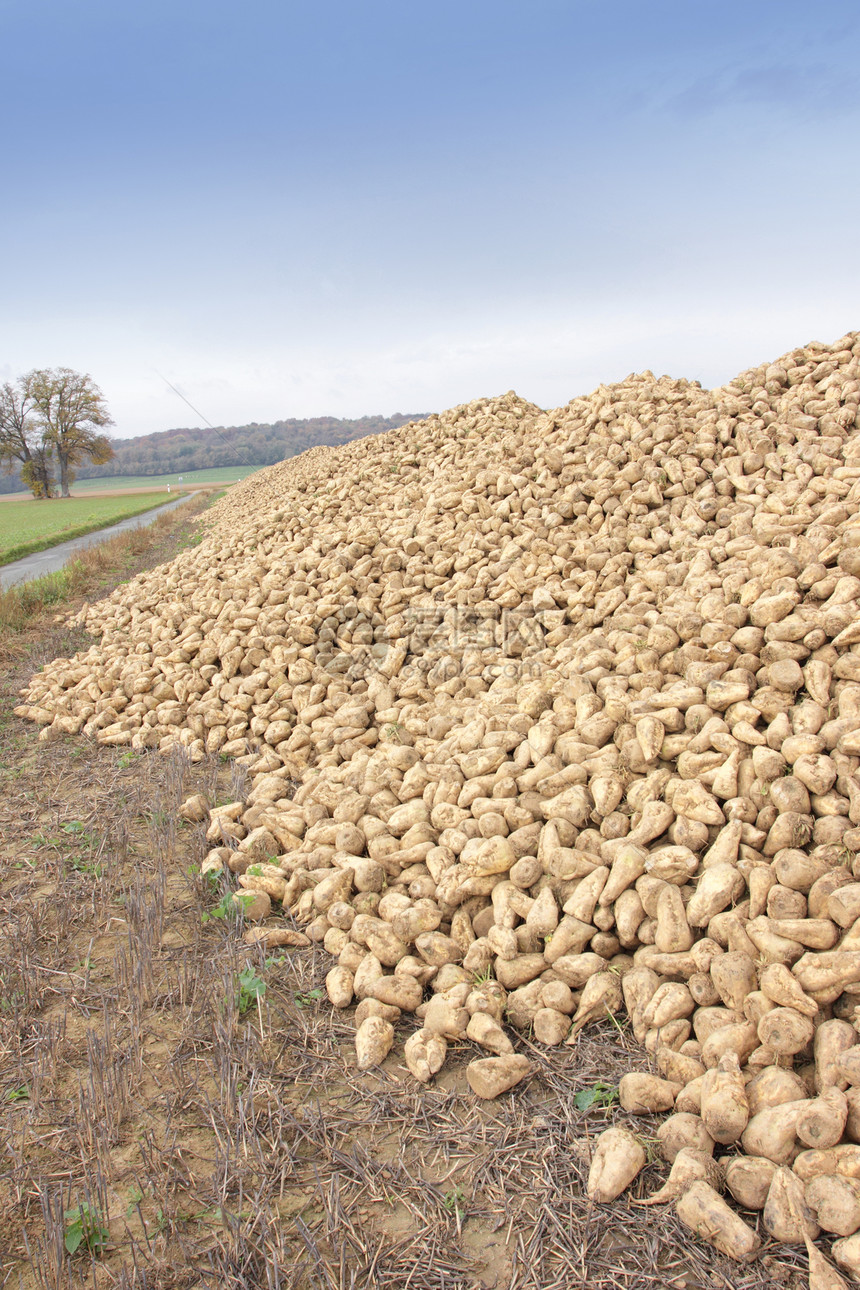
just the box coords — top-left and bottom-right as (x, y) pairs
(0, 413), (426, 493)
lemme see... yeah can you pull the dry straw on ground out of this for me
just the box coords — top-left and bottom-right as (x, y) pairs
(13, 331), (860, 1281)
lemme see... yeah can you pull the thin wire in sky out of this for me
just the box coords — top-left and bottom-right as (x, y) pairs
(154, 371), (257, 467)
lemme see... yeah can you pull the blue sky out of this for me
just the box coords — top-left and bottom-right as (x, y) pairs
(1, 0), (858, 438)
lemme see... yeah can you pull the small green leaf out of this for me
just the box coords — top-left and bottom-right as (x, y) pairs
(64, 1222), (83, 1255)
(236, 966), (266, 1014)
(574, 1082), (618, 1111)
(294, 987), (324, 1009)
(63, 1202), (109, 1255)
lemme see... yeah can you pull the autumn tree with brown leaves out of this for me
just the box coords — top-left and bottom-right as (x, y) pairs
(1, 368), (114, 498)
(0, 373), (56, 497)
(27, 368), (114, 496)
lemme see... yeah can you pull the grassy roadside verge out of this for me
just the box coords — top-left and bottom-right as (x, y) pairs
(0, 491), (214, 637)
(0, 492), (178, 566)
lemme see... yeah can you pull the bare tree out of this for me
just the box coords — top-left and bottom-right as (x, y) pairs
(0, 375), (56, 497)
(27, 368), (114, 496)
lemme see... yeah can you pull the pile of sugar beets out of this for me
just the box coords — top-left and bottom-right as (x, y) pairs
(18, 331), (860, 1283)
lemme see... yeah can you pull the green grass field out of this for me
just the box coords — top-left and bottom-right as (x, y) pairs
(0, 465), (257, 500)
(70, 465), (255, 493)
(0, 493), (174, 565)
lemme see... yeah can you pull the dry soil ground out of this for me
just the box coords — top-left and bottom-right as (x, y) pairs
(0, 525), (813, 1290)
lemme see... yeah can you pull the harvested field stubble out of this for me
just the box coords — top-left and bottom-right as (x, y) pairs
(13, 330), (860, 1279)
(0, 721), (800, 1290)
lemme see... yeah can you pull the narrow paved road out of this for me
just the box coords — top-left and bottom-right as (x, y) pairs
(0, 493), (201, 590)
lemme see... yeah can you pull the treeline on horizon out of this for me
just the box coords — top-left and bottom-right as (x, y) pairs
(0, 412), (426, 493)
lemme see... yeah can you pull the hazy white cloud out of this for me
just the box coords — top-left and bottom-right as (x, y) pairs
(84, 293), (858, 439)
(666, 62), (860, 119)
